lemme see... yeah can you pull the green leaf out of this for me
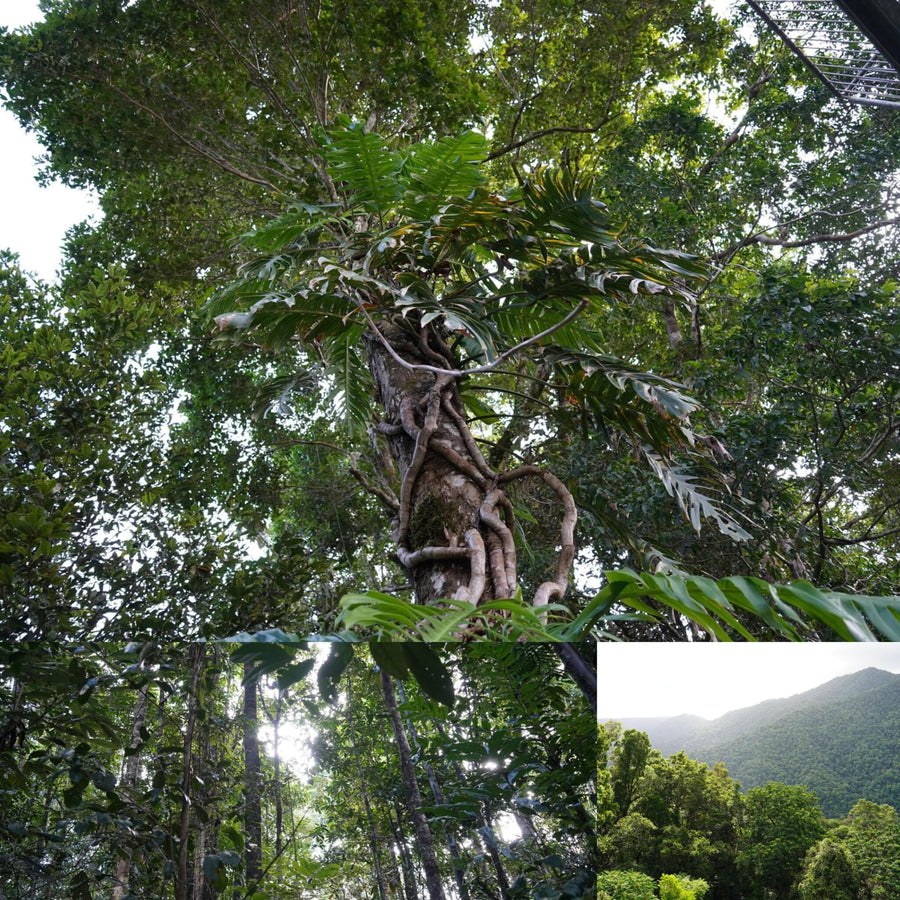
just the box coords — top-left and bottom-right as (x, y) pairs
(275, 658), (317, 690)
(203, 854), (229, 891)
(317, 642), (354, 703)
(229, 643), (297, 680)
(70, 871), (92, 900)
(403, 643), (455, 708)
(320, 326), (373, 436)
(401, 131), (488, 219)
(369, 642), (411, 679)
(91, 770), (117, 792)
(326, 125), (403, 220)
(224, 629), (303, 643)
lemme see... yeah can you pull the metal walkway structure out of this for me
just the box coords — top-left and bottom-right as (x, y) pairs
(745, 0), (900, 108)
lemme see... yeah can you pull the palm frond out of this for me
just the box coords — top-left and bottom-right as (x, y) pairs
(521, 168), (621, 248)
(250, 370), (318, 421)
(643, 450), (752, 541)
(338, 589), (565, 641)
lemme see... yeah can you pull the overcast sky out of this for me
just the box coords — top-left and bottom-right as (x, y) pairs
(598, 643), (900, 721)
(1, 1), (101, 283)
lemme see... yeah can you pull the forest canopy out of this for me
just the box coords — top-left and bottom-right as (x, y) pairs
(1, 0), (899, 641)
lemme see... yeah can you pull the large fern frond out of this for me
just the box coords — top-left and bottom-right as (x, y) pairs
(563, 570), (900, 642)
(338, 573), (900, 642)
(319, 325), (373, 436)
(400, 131), (488, 220)
(325, 125), (404, 221)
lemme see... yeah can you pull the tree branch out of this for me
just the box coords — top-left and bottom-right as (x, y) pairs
(714, 215), (900, 260)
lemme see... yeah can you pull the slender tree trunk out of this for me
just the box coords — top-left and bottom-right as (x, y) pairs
(242, 664), (263, 886)
(552, 644), (597, 713)
(272, 692), (284, 890)
(176, 644), (205, 900)
(347, 678), (389, 900)
(381, 671), (447, 900)
(478, 816), (511, 900)
(388, 803), (420, 900)
(396, 682), (471, 900)
(111, 683), (150, 900)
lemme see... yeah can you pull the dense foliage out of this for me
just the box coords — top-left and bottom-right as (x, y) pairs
(599, 724), (900, 899)
(0, 0), (898, 641)
(0, 642), (596, 900)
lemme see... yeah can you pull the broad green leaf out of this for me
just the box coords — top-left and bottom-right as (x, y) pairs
(369, 642), (411, 680)
(403, 643), (455, 708)
(275, 658), (317, 690)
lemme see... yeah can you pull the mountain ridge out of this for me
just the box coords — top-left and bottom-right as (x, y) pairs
(607, 667), (900, 818)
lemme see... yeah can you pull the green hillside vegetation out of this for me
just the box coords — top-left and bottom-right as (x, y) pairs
(599, 724), (900, 899)
(614, 668), (900, 817)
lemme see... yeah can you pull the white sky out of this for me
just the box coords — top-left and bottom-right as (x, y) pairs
(598, 643), (900, 721)
(1, 1), (101, 283)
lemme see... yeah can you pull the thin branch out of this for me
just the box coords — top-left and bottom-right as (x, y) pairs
(348, 466), (400, 512)
(698, 70), (773, 179)
(102, 81), (278, 191)
(485, 122), (613, 162)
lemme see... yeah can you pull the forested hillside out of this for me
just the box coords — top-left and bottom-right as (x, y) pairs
(599, 724), (900, 899)
(1, 1), (899, 642)
(615, 667), (900, 817)
(0, 642), (596, 900)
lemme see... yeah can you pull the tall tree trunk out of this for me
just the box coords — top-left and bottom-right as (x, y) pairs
(111, 683), (150, 900)
(478, 816), (511, 900)
(260, 685), (286, 889)
(388, 803), (420, 900)
(396, 682), (470, 900)
(381, 671), (447, 900)
(242, 664), (263, 886)
(272, 691), (284, 890)
(176, 644), (205, 900)
(366, 329), (576, 612)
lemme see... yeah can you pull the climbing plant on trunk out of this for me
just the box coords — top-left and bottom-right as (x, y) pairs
(210, 124), (735, 620)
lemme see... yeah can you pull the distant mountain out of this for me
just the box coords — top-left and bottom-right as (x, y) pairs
(609, 667), (900, 818)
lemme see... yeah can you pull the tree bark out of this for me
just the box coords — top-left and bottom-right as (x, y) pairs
(388, 804), (420, 900)
(396, 681), (470, 900)
(381, 670), (447, 900)
(552, 644), (597, 713)
(347, 677), (390, 900)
